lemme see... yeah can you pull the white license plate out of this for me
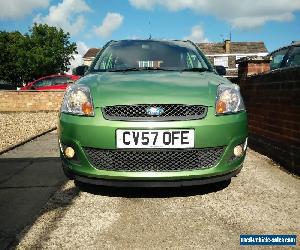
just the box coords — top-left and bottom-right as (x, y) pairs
(116, 129), (194, 149)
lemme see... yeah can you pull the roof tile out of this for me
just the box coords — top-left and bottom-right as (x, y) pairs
(197, 41), (268, 54)
(83, 48), (101, 58)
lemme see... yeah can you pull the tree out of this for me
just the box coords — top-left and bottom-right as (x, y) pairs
(0, 31), (26, 84)
(0, 23), (77, 86)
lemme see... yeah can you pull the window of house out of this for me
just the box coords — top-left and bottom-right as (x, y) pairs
(270, 48), (288, 70)
(286, 46), (300, 67)
(214, 56), (228, 68)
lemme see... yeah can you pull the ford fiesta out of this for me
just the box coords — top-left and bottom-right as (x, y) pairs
(58, 40), (248, 187)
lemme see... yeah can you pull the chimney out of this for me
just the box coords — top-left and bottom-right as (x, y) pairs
(224, 39), (231, 53)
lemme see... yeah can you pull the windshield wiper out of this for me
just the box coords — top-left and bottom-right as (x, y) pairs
(107, 67), (140, 72)
(181, 68), (212, 72)
(107, 67), (176, 72)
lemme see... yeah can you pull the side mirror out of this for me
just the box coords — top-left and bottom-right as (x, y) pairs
(215, 65), (226, 76)
(73, 65), (88, 76)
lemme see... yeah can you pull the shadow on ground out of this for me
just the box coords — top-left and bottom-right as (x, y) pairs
(75, 179), (231, 198)
(0, 157), (67, 250)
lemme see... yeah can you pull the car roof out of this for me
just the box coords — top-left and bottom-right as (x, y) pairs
(269, 41), (300, 55)
(38, 74), (74, 79)
(108, 39), (196, 47)
(111, 39), (192, 43)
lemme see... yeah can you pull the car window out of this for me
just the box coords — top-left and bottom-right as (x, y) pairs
(270, 48), (288, 70)
(50, 77), (73, 86)
(184, 52), (207, 69)
(286, 46), (300, 67)
(34, 78), (52, 88)
(92, 40), (211, 71)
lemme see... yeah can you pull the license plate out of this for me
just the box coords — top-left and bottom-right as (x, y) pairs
(116, 129), (194, 149)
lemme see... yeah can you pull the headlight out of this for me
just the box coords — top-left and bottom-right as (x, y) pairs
(215, 84), (245, 115)
(61, 84), (94, 116)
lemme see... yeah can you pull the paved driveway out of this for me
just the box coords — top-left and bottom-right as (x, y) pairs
(0, 131), (299, 249)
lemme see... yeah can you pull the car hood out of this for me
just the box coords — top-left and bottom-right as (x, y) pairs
(77, 71), (230, 107)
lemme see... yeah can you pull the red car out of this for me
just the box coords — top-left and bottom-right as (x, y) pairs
(20, 74), (80, 91)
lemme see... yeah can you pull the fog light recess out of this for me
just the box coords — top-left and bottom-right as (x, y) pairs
(233, 145), (244, 157)
(65, 147), (75, 159)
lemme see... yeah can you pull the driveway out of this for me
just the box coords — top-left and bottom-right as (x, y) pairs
(0, 131), (299, 249)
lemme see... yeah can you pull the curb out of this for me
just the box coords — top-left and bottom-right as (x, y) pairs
(0, 127), (57, 155)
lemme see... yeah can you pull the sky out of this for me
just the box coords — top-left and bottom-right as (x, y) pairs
(1, 0), (300, 70)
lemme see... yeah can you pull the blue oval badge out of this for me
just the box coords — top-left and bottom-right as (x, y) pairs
(146, 106), (164, 116)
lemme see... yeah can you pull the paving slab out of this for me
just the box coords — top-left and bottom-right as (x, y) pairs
(0, 130), (59, 159)
(0, 131), (66, 249)
(0, 160), (30, 183)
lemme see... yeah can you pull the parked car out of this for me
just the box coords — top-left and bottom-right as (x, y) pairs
(58, 39), (248, 187)
(20, 74), (80, 91)
(269, 41), (300, 70)
(0, 80), (16, 90)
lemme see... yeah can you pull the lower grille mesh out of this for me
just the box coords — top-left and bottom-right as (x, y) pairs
(84, 147), (225, 172)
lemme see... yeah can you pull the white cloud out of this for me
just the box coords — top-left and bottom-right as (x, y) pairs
(76, 41), (89, 56)
(94, 12), (124, 38)
(230, 13), (294, 29)
(184, 25), (208, 42)
(34, 0), (91, 35)
(67, 41), (89, 73)
(0, 0), (49, 19)
(129, 0), (300, 29)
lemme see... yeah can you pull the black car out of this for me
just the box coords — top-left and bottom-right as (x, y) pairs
(0, 80), (16, 90)
(269, 41), (300, 70)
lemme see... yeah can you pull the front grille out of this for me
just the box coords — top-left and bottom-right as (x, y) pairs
(84, 147), (225, 172)
(102, 104), (207, 121)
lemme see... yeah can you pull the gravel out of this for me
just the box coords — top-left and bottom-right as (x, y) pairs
(15, 149), (300, 250)
(0, 112), (58, 153)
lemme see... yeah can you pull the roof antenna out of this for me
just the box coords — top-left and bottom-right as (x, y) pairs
(148, 19), (152, 39)
(229, 25), (232, 41)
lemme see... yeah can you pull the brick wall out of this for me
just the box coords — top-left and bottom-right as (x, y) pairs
(0, 91), (64, 112)
(237, 57), (270, 78)
(239, 67), (300, 175)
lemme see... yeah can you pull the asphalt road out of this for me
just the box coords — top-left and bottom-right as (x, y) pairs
(0, 131), (299, 249)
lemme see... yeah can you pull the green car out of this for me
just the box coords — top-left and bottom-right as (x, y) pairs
(58, 39), (248, 187)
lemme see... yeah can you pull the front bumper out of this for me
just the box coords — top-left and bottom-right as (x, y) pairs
(58, 107), (247, 182)
(63, 163), (242, 187)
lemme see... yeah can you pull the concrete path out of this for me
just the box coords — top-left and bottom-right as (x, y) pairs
(0, 131), (66, 249)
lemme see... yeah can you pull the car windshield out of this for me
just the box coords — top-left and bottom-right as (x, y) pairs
(91, 40), (213, 72)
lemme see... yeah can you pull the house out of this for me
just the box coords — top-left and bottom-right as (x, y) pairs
(82, 40), (268, 78)
(83, 48), (101, 66)
(197, 40), (268, 78)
